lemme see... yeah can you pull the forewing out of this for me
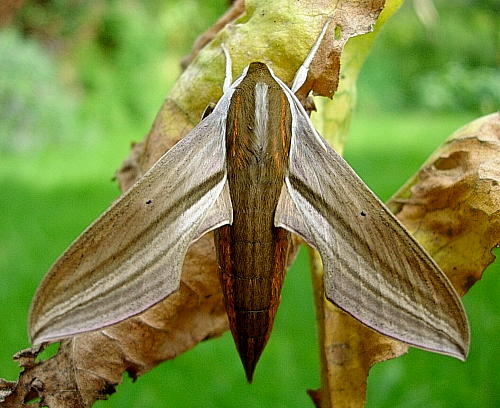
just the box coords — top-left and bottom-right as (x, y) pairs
(275, 86), (469, 359)
(30, 102), (232, 345)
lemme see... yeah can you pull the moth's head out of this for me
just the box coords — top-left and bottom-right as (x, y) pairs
(247, 61), (272, 75)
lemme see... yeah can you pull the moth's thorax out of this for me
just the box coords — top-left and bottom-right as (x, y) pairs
(223, 62), (292, 266)
(226, 62), (292, 172)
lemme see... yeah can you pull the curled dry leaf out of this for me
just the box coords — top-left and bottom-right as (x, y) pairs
(296, 0), (385, 100)
(309, 112), (500, 408)
(389, 112), (500, 295)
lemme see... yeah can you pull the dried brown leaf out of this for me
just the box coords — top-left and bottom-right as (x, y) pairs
(389, 112), (500, 295)
(296, 0), (385, 100)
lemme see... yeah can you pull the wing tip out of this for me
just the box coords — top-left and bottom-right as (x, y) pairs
(324, 295), (470, 362)
(29, 325), (78, 346)
(415, 336), (469, 362)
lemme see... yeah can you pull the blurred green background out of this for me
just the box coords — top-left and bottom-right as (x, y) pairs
(0, 1), (498, 407)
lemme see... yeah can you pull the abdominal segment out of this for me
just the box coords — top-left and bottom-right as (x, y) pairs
(214, 224), (290, 382)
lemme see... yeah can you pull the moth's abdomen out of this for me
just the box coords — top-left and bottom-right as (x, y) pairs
(215, 225), (290, 382)
(214, 63), (293, 382)
(214, 176), (290, 383)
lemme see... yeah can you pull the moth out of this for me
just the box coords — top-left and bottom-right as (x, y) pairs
(29, 21), (469, 382)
